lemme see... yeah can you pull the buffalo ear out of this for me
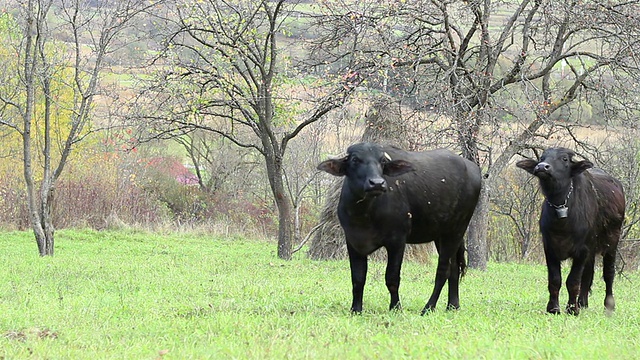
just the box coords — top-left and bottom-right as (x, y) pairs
(516, 159), (538, 174)
(317, 157), (347, 176)
(515, 159), (538, 174)
(571, 160), (593, 176)
(383, 160), (414, 177)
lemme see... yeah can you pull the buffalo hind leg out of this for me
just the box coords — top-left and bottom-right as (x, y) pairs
(603, 250), (616, 313)
(385, 243), (406, 311)
(421, 244), (452, 315)
(446, 243), (465, 310)
(347, 243), (368, 314)
(578, 256), (595, 309)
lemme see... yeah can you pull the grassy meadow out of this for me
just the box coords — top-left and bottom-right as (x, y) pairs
(1, 229), (640, 359)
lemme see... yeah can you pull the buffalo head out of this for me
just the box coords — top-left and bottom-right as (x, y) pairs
(317, 143), (414, 198)
(516, 147), (593, 202)
(516, 148), (593, 182)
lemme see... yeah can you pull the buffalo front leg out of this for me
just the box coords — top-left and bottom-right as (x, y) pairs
(385, 243), (406, 311)
(565, 251), (588, 316)
(347, 243), (368, 314)
(544, 246), (562, 314)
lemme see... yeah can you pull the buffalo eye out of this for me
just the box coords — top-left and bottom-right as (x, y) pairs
(350, 156), (361, 164)
(562, 157), (568, 162)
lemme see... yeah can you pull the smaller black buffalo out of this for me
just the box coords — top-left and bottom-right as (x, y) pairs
(516, 147), (625, 315)
(318, 142), (481, 314)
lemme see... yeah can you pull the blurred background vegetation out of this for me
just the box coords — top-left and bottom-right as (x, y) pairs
(1, 0), (639, 266)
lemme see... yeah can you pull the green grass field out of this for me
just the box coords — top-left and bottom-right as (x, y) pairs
(1, 229), (639, 359)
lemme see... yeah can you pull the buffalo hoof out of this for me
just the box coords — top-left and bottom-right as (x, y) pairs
(578, 298), (589, 309)
(604, 295), (615, 311)
(350, 308), (363, 315)
(604, 295), (615, 316)
(446, 303), (460, 311)
(546, 304), (561, 314)
(566, 304), (580, 316)
(420, 305), (435, 316)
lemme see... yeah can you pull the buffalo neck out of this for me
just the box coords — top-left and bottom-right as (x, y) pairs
(539, 177), (575, 208)
(339, 186), (380, 223)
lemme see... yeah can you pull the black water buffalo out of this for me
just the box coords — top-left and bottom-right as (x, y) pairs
(516, 147), (625, 315)
(318, 142), (482, 314)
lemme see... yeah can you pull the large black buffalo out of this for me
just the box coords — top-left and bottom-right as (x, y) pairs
(318, 142), (482, 314)
(516, 147), (625, 315)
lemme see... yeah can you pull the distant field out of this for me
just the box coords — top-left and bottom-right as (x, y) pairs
(1, 229), (639, 359)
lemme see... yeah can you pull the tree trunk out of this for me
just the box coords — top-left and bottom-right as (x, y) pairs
(467, 182), (489, 269)
(40, 183), (55, 256)
(274, 182), (293, 260)
(455, 108), (486, 269)
(27, 177), (56, 256)
(26, 186), (55, 256)
(34, 223), (54, 256)
(264, 150), (293, 260)
(465, 117), (544, 268)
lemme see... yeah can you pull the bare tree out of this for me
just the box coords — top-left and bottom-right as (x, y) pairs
(133, 0), (354, 259)
(0, 0), (156, 256)
(491, 167), (542, 261)
(172, 131), (256, 194)
(306, 0), (640, 268)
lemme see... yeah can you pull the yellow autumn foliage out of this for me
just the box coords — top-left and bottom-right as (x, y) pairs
(0, 11), (96, 184)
